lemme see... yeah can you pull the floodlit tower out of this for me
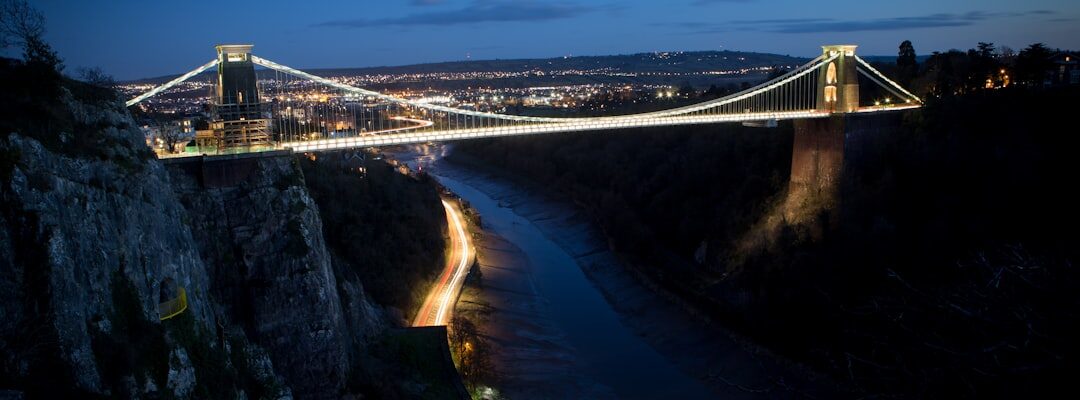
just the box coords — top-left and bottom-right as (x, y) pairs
(197, 44), (271, 150)
(818, 45), (860, 113)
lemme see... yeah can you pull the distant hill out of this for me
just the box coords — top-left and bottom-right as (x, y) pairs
(129, 50), (809, 84)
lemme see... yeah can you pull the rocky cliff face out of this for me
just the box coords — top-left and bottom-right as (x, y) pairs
(167, 154), (384, 398)
(0, 92), (218, 395)
(0, 89), (384, 398)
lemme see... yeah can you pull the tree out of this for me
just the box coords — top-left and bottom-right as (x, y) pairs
(898, 40), (917, 67)
(449, 315), (493, 389)
(897, 40), (918, 86)
(159, 123), (185, 153)
(0, 0), (43, 49)
(1014, 43), (1054, 87)
(1, 0), (61, 71)
(999, 45), (1016, 60)
(78, 66), (116, 87)
(968, 44), (1002, 90)
(22, 33), (61, 70)
(920, 50), (976, 97)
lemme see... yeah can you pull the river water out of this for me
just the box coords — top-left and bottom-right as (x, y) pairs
(394, 144), (715, 399)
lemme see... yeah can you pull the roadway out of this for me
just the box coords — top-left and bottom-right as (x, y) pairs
(155, 116), (434, 160)
(413, 198), (474, 327)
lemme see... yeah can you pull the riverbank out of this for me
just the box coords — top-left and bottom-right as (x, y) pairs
(391, 145), (617, 398)
(439, 149), (835, 398)
(455, 225), (617, 399)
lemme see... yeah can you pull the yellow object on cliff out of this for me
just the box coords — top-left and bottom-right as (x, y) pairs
(157, 287), (188, 321)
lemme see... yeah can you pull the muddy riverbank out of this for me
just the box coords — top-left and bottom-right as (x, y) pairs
(392, 144), (830, 398)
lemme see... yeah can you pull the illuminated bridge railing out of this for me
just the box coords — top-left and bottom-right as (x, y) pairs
(127, 46), (922, 155)
(281, 110), (835, 151)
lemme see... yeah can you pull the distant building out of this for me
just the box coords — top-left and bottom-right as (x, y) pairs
(522, 95), (553, 107)
(143, 119), (196, 155)
(1047, 52), (1080, 86)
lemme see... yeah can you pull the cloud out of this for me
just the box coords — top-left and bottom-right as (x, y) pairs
(663, 10), (1057, 35)
(316, 1), (594, 28)
(749, 13), (987, 33)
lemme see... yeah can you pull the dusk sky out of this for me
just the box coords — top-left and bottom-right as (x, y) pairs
(26, 0), (1080, 79)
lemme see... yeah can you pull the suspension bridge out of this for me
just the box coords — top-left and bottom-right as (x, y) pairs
(128, 44), (921, 156)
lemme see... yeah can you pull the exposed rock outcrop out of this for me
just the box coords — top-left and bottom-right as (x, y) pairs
(0, 94), (213, 394)
(167, 154), (365, 398)
(0, 87), (387, 398)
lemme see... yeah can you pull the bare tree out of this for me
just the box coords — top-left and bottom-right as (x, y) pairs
(0, 0), (45, 50)
(1, 0), (59, 71)
(78, 66), (115, 87)
(159, 123), (185, 153)
(449, 315), (494, 389)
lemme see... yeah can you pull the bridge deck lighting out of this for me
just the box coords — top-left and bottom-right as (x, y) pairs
(129, 45), (922, 153)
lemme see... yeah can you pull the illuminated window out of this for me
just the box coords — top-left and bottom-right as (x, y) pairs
(826, 62), (837, 84)
(824, 86), (837, 103)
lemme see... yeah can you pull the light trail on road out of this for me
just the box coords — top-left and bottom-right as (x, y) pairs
(435, 200), (471, 325)
(413, 198), (472, 327)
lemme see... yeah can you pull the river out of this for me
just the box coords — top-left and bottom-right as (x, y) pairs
(391, 144), (822, 399)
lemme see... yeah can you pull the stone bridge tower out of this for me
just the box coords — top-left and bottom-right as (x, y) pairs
(196, 44), (272, 150)
(818, 45), (860, 114)
(786, 45), (864, 220)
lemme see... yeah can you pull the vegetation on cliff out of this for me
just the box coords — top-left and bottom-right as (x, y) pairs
(452, 122), (793, 292)
(299, 154), (447, 319)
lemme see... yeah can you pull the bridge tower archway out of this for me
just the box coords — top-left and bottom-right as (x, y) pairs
(818, 45), (860, 114)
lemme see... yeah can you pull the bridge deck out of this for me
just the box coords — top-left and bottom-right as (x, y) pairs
(131, 48), (923, 157)
(283, 110), (831, 152)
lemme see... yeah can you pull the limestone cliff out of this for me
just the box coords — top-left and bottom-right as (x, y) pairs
(0, 90), (220, 396)
(0, 86), (384, 398)
(166, 153), (384, 398)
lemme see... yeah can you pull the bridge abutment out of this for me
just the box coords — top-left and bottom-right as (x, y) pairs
(786, 112), (906, 220)
(789, 116), (845, 203)
(161, 150), (294, 189)
(783, 44), (881, 218)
